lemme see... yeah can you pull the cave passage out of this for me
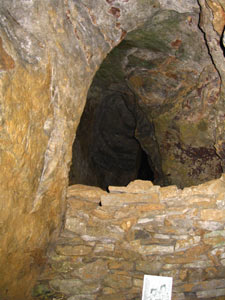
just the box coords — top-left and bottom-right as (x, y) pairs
(137, 149), (155, 181)
(69, 9), (224, 190)
(69, 88), (157, 190)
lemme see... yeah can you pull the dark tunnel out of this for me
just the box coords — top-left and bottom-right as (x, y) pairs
(69, 88), (158, 190)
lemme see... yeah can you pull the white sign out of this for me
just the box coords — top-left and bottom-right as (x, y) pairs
(142, 275), (173, 300)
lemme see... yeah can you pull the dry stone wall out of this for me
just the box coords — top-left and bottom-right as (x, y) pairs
(36, 176), (225, 300)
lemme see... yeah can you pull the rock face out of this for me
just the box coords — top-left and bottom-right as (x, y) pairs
(70, 7), (224, 188)
(0, 0), (224, 299)
(34, 177), (225, 300)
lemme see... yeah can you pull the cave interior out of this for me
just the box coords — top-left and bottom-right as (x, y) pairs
(69, 9), (223, 190)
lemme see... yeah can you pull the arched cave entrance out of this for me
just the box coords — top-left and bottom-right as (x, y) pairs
(69, 87), (157, 190)
(69, 9), (223, 190)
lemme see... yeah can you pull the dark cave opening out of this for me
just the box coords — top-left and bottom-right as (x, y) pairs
(137, 149), (155, 181)
(69, 9), (224, 190)
(69, 88), (159, 190)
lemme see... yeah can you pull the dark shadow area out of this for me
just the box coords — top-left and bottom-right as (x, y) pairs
(220, 26), (225, 56)
(69, 87), (160, 190)
(137, 149), (155, 181)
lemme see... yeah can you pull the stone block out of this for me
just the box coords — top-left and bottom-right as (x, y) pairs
(163, 263), (180, 271)
(94, 243), (115, 253)
(203, 230), (225, 248)
(173, 283), (195, 293)
(132, 229), (151, 240)
(114, 203), (165, 219)
(108, 260), (134, 271)
(65, 217), (87, 234)
(102, 287), (116, 294)
(67, 185), (107, 202)
(109, 179), (154, 193)
(113, 247), (142, 261)
(186, 194), (216, 207)
(186, 268), (203, 283)
(163, 256), (198, 265)
(172, 293), (185, 300)
(196, 288), (225, 298)
(192, 176), (225, 195)
(72, 259), (108, 281)
(101, 193), (159, 206)
(216, 192), (225, 209)
(196, 220), (224, 231)
(160, 185), (180, 199)
(103, 272), (132, 289)
(153, 233), (171, 240)
(50, 258), (83, 274)
(56, 245), (92, 256)
(87, 224), (125, 242)
(164, 217), (193, 233)
(221, 259), (225, 266)
(136, 260), (162, 274)
(67, 199), (98, 216)
(204, 230), (225, 239)
(183, 260), (213, 268)
(133, 278), (143, 288)
(193, 279), (225, 292)
(139, 244), (174, 255)
(92, 208), (114, 220)
(50, 278), (101, 295)
(175, 236), (201, 251)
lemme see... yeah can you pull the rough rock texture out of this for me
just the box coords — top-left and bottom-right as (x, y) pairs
(70, 7), (224, 188)
(0, 0), (224, 299)
(0, 1), (160, 299)
(34, 177), (225, 300)
(198, 0), (225, 171)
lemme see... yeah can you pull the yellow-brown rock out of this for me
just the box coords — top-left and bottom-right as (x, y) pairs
(33, 177), (225, 299)
(0, 0), (225, 299)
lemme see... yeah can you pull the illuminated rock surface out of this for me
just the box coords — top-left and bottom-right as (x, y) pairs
(34, 177), (225, 299)
(0, 0), (224, 299)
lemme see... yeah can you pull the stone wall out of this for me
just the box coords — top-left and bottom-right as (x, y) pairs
(0, 1), (225, 298)
(35, 176), (225, 300)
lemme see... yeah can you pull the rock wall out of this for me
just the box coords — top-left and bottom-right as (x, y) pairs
(70, 7), (225, 189)
(0, 1), (160, 298)
(35, 177), (225, 300)
(0, 0), (224, 299)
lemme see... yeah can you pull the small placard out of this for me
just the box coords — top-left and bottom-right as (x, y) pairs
(142, 275), (173, 300)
